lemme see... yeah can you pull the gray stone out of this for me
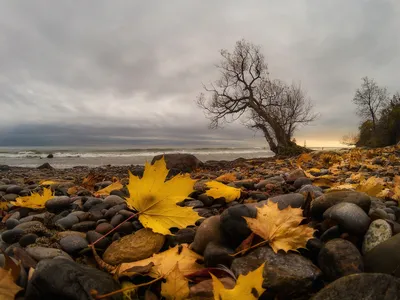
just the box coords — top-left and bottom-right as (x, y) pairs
(104, 195), (126, 207)
(60, 235), (89, 254)
(362, 219), (392, 254)
(6, 185), (23, 194)
(258, 193), (305, 209)
(15, 221), (50, 235)
(286, 169), (306, 182)
(255, 176), (285, 189)
(71, 221), (97, 232)
(5, 218), (20, 229)
(26, 246), (72, 261)
(55, 214), (80, 230)
(293, 177), (313, 189)
(151, 153), (203, 172)
(45, 196), (73, 212)
(204, 242), (234, 267)
(299, 184), (324, 198)
(311, 273), (400, 300)
(323, 202), (370, 235)
(1, 228), (25, 244)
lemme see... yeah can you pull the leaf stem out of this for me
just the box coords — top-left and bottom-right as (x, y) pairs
(231, 240), (269, 257)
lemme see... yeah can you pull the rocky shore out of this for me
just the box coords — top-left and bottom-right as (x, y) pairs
(1, 147), (400, 299)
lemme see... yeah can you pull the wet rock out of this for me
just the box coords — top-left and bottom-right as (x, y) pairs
(293, 177), (313, 189)
(191, 215), (222, 254)
(86, 231), (111, 250)
(364, 232), (400, 276)
(25, 258), (121, 300)
(220, 204), (256, 248)
(26, 246), (72, 261)
(1, 228), (25, 244)
(258, 193), (305, 209)
(320, 225), (341, 243)
(189, 277), (235, 299)
(318, 239), (363, 281)
(5, 218), (20, 229)
(370, 208), (389, 220)
(103, 228), (165, 265)
(60, 235), (89, 254)
(19, 234), (38, 247)
(45, 196), (73, 212)
(151, 153), (202, 173)
(55, 214), (80, 230)
(71, 221), (97, 232)
(323, 202), (370, 235)
(231, 246), (321, 298)
(37, 162), (53, 170)
(311, 273), (400, 300)
(286, 169), (306, 182)
(311, 191), (371, 220)
(362, 219), (392, 254)
(204, 242), (234, 267)
(96, 222), (114, 234)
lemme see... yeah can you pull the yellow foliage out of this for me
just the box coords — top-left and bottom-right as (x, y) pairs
(312, 178), (336, 188)
(215, 173), (237, 183)
(116, 244), (203, 278)
(211, 263), (266, 300)
(392, 176), (400, 201)
(94, 181), (123, 197)
(0, 268), (23, 300)
(161, 264), (190, 300)
(244, 201), (315, 253)
(205, 181), (241, 203)
(39, 180), (58, 186)
(11, 187), (54, 209)
(296, 153), (312, 168)
(356, 176), (385, 197)
(125, 157), (200, 235)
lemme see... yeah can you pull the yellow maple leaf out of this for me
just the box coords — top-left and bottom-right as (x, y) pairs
(296, 153), (313, 168)
(11, 187), (55, 209)
(356, 176), (385, 197)
(312, 177), (336, 188)
(0, 268), (23, 300)
(205, 181), (241, 202)
(244, 201), (315, 253)
(215, 173), (237, 183)
(94, 181), (123, 197)
(125, 157), (201, 235)
(161, 264), (190, 300)
(116, 244), (203, 278)
(211, 263), (265, 300)
(392, 176), (400, 201)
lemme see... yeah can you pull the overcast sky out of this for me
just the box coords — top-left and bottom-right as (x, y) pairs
(1, 0), (399, 148)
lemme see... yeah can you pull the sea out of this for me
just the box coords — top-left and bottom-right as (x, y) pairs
(0, 146), (276, 169)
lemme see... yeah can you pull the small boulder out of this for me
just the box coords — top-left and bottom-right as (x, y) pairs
(190, 215), (222, 254)
(151, 153), (203, 173)
(362, 219), (392, 254)
(37, 162), (53, 170)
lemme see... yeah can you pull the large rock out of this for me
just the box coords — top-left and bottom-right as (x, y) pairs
(311, 191), (371, 220)
(190, 215), (222, 254)
(318, 239), (363, 281)
(151, 153), (202, 173)
(362, 219), (392, 254)
(258, 193), (305, 209)
(103, 228), (165, 265)
(323, 202), (370, 235)
(25, 258), (121, 300)
(311, 273), (400, 300)
(364, 232), (400, 277)
(231, 246), (321, 298)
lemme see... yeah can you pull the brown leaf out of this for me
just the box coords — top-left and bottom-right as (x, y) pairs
(0, 268), (23, 300)
(235, 233), (255, 254)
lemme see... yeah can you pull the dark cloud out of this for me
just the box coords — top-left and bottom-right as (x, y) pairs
(1, 0), (399, 147)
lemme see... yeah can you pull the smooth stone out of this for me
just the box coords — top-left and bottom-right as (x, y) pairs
(293, 177), (313, 189)
(197, 193), (214, 207)
(318, 239), (363, 281)
(60, 235), (89, 254)
(115, 222), (134, 234)
(364, 232), (400, 276)
(151, 153), (202, 172)
(219, 204), (256, 248)
(311, 273), (400, 300)
(55, 215), (80, 230)
(13, 247), (38, 269)
(8, 211), (21, 220)
(118, 209), (135, 218)
(1, 228), (25, 244)
(86, 231), (111, 250)
(26, 246), (72, 261)
(5, 218), (20, 229)
(96, 222), (114, 234)
(37, 162), (53, 169)
(45, 196), (73, 212)
(184, 200), (204, 208)
(104, 204), (127, 219)
(203, 242), (234, 267)
(71, 221), (97, 232)
(255, 176), (285, 189)
(323, 202), (370, 235)
(25, 258), (122, 300)
(311, 191), (371, 220)
(231, 246), (321, 298)
(190, 215), (222, 255)
(372, 208), (389, 220)
(385, 201), (398, 207)
(166, 228), (196, 247)
(110, 214), (125, 227)
(286, 169), (306, 182)
(362, 219), (392, 254)
(83, 198), (104, 211)
(2, 193), (18, 201)
(103, 228), (165, 265)
(299, 184), (324, 198)
(15, 221), (50, 235)
(19, 234), (39, 247)
(56, 231), (87, 239)
(6, 185), (23, 194)
(320, 225), (341, 243)
(258, 193), (305, 209)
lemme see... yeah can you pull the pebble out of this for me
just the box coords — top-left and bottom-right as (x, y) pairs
(293, 177), (313, 189)
(184, 200), (204, 208)
(1, 228), (25, 244)
(362, 219), (392, 254)
(19, 233), (39, 247)
(60, 235), (89, 254)
(71, 221), (97, 232)
(26, 246), (72, 261)
(96, 222), (114, 234)
(286, 169), (306, 182)
(110, 214), (125, 227)
(55, 215), (80, 230)
(86, 231), (111, 250)
(190, 215), (222, 254)
(103, 195), (126, 207)
(5, 218), (20, 229)
(259, 193), (305, 209)
(6, 185), (23, 194)
(45, 196), (73, 212)
(203, 242), (234, 267)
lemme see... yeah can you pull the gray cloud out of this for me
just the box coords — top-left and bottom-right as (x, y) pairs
(1, 0), (400, 147)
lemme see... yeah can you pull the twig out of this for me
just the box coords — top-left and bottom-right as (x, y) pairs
(230, 240), (269, 257)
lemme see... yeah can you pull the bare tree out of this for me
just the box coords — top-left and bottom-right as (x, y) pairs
(340, 132), (359, 146)
(353, 77), (389, 130)
(197, 39), (317, 154)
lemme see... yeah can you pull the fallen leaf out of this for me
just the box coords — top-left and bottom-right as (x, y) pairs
(235, 233), (255, 253)
(125, 157), (201, 235)
(39, 180), (58, 186)
(161, 264), (190, 300)
(392, 176), (400, 202)
(205, 181), (241, 202)
(0, 268), (23, 300)
(67, 186), (79, 195)
(0, 251), (20, 281)
(244, 201), (315, 253)
(296, 153), (313, 168)
(121, 281), (137, 300)
(117, 244), (203, 278)
(356, 176), (385, 197)
(10, 187), (55, 209)
(81, 172), (104, 191)
(0, 201), (8, 211)
(312, 178), (336, 188)
(211, 263), (265, 300)
(215, 173), (237, 183)
(94, 181), (123, 197)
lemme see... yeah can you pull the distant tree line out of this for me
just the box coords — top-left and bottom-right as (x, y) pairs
(342, 77), (400, 147)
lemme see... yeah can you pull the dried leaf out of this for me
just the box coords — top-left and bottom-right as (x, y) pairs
(82, 172), (104, 191)
(215, 173), (237, 183)
(11, 187), (54, 209)
(312, 178), (336, 188)
(116, 244), (203, 278)
(205, 181), (241, 203)
(296, 153), (313, 168)
(356, 176), (385, 197)
(121, 281), (137, 300)
(39, 180), (58, 186)
(125, 157), (200, 235)
(211, 263), (265, 300)
(244, 201), (315, 253)
(235, 233), (255, 254)
(0, 250), (20, 281)
(161, 264), (190, 300)
(392, 176), (400, 202)
(0, 268), (23, 300)
(94, 181), (123, 197)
